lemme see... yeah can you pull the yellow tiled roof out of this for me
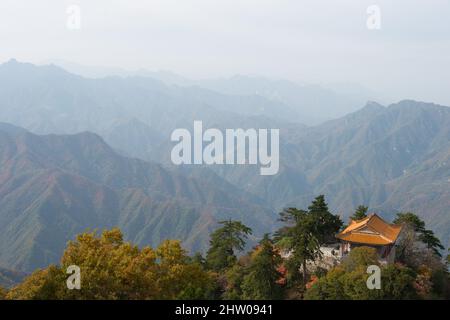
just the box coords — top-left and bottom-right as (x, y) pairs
(336, 214), (402, 245)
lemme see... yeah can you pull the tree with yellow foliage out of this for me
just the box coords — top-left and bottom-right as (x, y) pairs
(0, 286), (7, 300)
(6, 265), (65, 300)
(6, 228), (215, 300)
(155, 239), (217, 299)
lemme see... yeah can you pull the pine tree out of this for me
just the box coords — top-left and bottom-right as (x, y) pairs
(350, 205), (368, 221)
(308, 195), (343, 244)
(276, 196), (343, 294)
(206, 220), (252, 271)
(394, 212), (444, 256)
(241, 234), (283, 299)
(275, 208), (321, 292)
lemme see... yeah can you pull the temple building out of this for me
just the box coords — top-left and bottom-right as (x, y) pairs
(336, 213), (403, 264)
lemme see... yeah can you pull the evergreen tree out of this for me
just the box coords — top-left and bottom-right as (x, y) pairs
(350, 205), (368, 221)
(241, 234), (283, 299)
(276, 196), (342, 294)
(394, 212), (444, 256)
(308, 195), (343, 244)
(190, 252), (207, 269)
(223, 263), (247, 300)
(275, 208), (321, 292)
(206, 220), (252, 271)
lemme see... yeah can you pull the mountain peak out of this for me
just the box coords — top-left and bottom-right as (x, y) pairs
(0, 59), (75, 79)
(363, 100), (385, 111)
(345, 100), (385, 120)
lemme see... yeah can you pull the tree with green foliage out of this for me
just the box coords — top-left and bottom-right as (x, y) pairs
(429, 265), (450, 299)
(275, 196), (342, 292)
(222, 262), (248, 300)
(350, 205), (368, 221)
(190, 252), (207, 269)
(341, 246), (379, 271)
(339, 247), (381, 300)
(394, 221), (450, 299)
(241, 234), (283, 300)
(305, 247), (418, 300)
(206, 220), (252, 271)
(307, 195), (343, 244)
(305, 267), (348, 300)
(394, 212), (444, 256)
(379, 264), (418, 299)
(275, 208), (320, 290)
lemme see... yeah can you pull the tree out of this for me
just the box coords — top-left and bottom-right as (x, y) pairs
(155, 240), (216, 299)
(7, 228), (216, 300)
(350, 205), (368, 221)
(308, 195), (343, 244)
(305, 247), (418, 300)
(0, 286), (7, 300)
(275, 208), (321, 291)
(380, 264), (418, 299)
(222, 263), (248, 300)
(394, 212), (444, 256)
(275, 196), (342, 293)
(304, 267), (347, 300)
(394, 223), (450, 299)
(58, 228), (159, 299)
(340, 247), (380, 300)
(343, 247), (418, 299)
(190, 252), (207, 269)
(206, 220), (252, 271)
(241, 234), (283, 300)
(6, 265), (65, 300)
(341, 246), (378, 272)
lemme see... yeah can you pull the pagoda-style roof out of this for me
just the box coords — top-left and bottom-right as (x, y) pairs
(336, 214), (402, 246)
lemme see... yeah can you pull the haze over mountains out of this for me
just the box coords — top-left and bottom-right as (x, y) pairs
(0, 123), (274, 272)
(0, 59), (449, 273)
(42, 59), (384, 124)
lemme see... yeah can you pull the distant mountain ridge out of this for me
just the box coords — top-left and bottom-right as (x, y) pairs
(42, 59), (380, 124)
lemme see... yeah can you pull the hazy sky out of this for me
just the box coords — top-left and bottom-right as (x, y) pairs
(1, 0), (449, 105)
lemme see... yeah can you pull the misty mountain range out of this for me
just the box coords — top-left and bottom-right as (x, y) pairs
(0, 122), (274, 272)
(0, 59), (449, 273)
(41, 59), (385, 124)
